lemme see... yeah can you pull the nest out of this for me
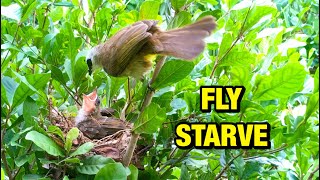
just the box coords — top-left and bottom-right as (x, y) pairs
(49, 107), (149, 169)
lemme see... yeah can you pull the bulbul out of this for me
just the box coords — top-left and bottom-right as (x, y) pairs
(86, 16), (216, 78)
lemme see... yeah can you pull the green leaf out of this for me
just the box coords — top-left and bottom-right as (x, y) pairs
(9, 126), (33, 148)
(244, 5), (277, 31)
(180, 164), (190, 180)
(76, 155), (115, 175)
(12, 73), (51, 109)
(25, 131), (64, 157)
(152, 60), (194, 89)
(314, 67), (319, 93)
(304, 92), (319, 121)
(296, 145), (310, 174)
(15, 154), (33, 167)
(133, 103), (166, 134)
(230, 66), (252, 89)
(49, 6), (64, 22)
(26, 73), (51, 90)
(139, 1), (160, 20)
(47, 126), (65, 142)
(170, 0), (187, 12)
(253, 62), (307, 101)
(62, 158), (81, 164)
(51, 66), (66, 85)
(53, 2), (74, 7)
(1, 4), (21, 21)
(38, 158), (59, 165)
(278, 39), (307, 55)
(65, 128), (79, 153)
(240, 100), (265, 113)
(242, 161), (262, 179)
(88, 0), (102, 12)
(1, 81), (9, 106)
(94, 162), (128, 180)
(175, 77), (197, 93)
(22, 174), (46, 180)
(171, 98), (187, 110)
(219, 50), (255, 67)
(7, 115), (24, 131)
(1, 168), (4, 180)
(168, 11), (192, 29)
(12, 82), (33, 109)
(1, 0), (11, 6)
(233, 155), (245, 177)
(128, 165), (138, 180)
(73, 57), (88, 87)
(1, 76), (18, 106)
(23, 96), (38, 128)
(108, 76), (127, 101)
(218, 32), (233, 59)
(21, 1), (37, 22)
(184, 92), (200, 113)
(70, 142), (94, 157)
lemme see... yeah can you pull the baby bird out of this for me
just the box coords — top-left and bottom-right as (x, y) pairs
(75, 90), (129, 139)
(75, 89), (101, 126)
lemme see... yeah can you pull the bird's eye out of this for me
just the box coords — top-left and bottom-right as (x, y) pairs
(86, 59), (93, 75)
(95, 98), (100, 106)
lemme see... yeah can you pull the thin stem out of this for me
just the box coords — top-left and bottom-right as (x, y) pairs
(106, 15), (116, 38)
(120, 78), (131, 120)
(214, 152), (244, 180)
(122, 56), (166, 166)
(160, 148), (192, 178)
(209, 3), (252, 79)
(243, 144), (287, 160)
(3, 24), (20, 62)
(308, 165), (319, 180)
(12, 143), (33, 179)
(86, 11), (95, 44)
(1, 109), (13, 180)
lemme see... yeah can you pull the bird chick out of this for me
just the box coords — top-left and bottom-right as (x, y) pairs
(75, 89), (101, 126)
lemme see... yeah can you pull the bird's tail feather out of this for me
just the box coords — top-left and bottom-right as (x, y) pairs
(156, 16), (216, 60)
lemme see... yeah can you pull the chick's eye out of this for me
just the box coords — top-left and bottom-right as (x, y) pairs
(95, 98), (100, 106)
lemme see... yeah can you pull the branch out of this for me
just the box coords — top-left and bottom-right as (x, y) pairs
(122, 56), (166, 166)
(1, 109), (13, 180)
(214, 152), (244, 180)
(86, 11), (96, 44)
(209, 3), (252, 79)
(243, 144), (287, 160)
(2, 24), (20, 63)
(159, 148), (192, 178)
(307, 165), (319, 180)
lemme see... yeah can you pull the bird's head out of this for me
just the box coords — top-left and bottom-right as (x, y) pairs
(86, 46), (101, 75)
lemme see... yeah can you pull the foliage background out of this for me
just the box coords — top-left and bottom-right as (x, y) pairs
(1, 0), (319, 179)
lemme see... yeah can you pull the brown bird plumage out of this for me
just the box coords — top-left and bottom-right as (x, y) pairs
(86, 16), (216, 78)
(75, 90), (129, 139)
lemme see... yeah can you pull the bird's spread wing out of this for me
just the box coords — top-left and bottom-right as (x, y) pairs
(103, 21), (157, 76)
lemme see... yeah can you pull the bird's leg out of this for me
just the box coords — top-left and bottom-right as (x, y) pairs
(147, 83), (155, 92)
(120, 77), (133, 120)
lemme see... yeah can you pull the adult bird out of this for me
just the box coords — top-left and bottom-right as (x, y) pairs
(86, 16), (216, 79)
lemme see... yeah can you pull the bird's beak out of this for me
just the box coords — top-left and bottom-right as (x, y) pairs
(86, 59), (93, 75)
